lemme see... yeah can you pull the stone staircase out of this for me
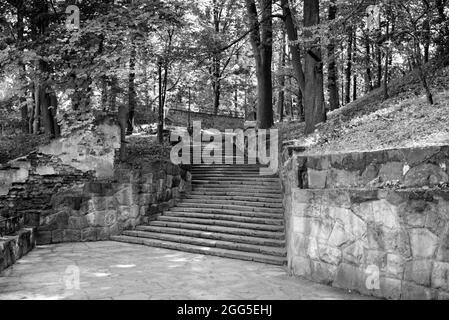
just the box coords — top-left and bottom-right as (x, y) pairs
(112, 145), (287, 265)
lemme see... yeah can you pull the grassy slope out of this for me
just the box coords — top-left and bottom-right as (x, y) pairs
(281, 56), (449, 155)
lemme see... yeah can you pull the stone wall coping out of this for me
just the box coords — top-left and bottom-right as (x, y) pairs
(288, 144), (449, 158)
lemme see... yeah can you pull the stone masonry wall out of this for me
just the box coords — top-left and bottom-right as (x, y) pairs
(167, 109), (244, 131)
(36, 161), (192, 245)
(0, 228), (36, 274)
(281, 145), (449, 300)
(0, 119), (120, 221)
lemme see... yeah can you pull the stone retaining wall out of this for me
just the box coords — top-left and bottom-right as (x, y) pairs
(281, 145), (449, 300)
(296, 146), (449, 189)
(0, 228), (36, 274)
(36, 161), (192, 245)
(0, 119), (120, 220)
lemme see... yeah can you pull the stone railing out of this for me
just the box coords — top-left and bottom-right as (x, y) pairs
(280, 145), (449, 300)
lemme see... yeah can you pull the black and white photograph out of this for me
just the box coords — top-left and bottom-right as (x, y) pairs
(0, 0), (449, 306)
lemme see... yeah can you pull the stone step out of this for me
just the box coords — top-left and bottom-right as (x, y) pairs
(168, 208), (283, 219)
(182, 198), (283, 208)
(157, 216), (284, 232)
(191, 168), (263, 173)
(192, 183), (281, 190)
(175, 202), (283, 214)
(121, 231), (286, 257)
(192, 187), (282, 194)
(192, 165), (265, 169)
(192, 173), (278, 178)
(111, 235), (286, 265)
(193, 178), (279, 184)
(186, 195), (283, 204)
(190, 191), (283, 199)
(148, 221), (285, 239)
(135, 225), (286, 247)
(193, 176), (279, 181)
(163, 211), (284, 225)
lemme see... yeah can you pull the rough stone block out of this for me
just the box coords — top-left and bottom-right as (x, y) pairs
(404, 260), (433, 286)
(63, 229), (81, 242)
(307, 169), (327, 189)
(328, 222), (351, 248)
(329, 207), (367, 238)
(114, 186), (134, 206)
(310, 260), (337, 285)
(290, 256), (312, 278)
(370, 199), (400, 229)
(401, 281), (435, 300)
(292, 188), (313, 205)
(409, 228), (439, 258)
(327, 169), (361, 188)
(378, 277), (402, 300)
(51, 229), (64, 243)
(342, 241), (367, 265)
(35, 166), (57, 176)
(385, 254), (405, 279)
(36, 231), (52, 245)
(431, 261), (449, 291)
(378, 162), (404, 183)
(318, 244), (342, 266)
(404, 164), (449, 188)
(334, 263), (367, 294)
(88, 196), (115, 212)
(81, 228), (97, 241)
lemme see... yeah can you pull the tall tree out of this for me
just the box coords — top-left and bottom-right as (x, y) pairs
(345, 26), (353, 104)
(327, 0), (340, 111)
(303, 0), (325, 134)
(277, 28), (286, 121)
(280, 0), (305, 99)
(245, 0), (274, 129)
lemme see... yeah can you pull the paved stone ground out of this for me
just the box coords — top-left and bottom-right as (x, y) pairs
(0, 242), (374, 300)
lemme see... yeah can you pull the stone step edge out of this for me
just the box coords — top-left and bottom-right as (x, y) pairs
(182, 198), (284, 207)
(157, 216), (285, 232)
(166, 208), (284, 219)
(189, 192), (283, 199)
(111, 235), (287, 266)
(147, 221), (286, 239)
(174, 203), (284, 212)
(135, 225), (286, 247)
(163, 211), (284, 225)
(186, 195), (284, 202)
(121, 230), (287, 257)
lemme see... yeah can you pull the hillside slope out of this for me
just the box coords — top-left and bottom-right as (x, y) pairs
(281, 56), (449, 155)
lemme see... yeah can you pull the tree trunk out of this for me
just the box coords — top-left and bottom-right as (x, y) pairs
(277, 29), (286, 121)
(213, 77), (221, 115)
(376, 43), (382, 88)
(101, 76), (108, 111)
(245, 0), (273, 129)
(353, 31), (357, 101)
(127, 36), (137, 135)
(109, 76), (118, 111)
(364, 35), (373, 93)
(327, 0), (339, 111)
(383, 21), (390, 100)
(303, 0), (325, 134)
(280, 0), (305, 94)
(17, 0), (29, 134)
(345, 26), (353, 105)
(423, 18), (430, 63)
